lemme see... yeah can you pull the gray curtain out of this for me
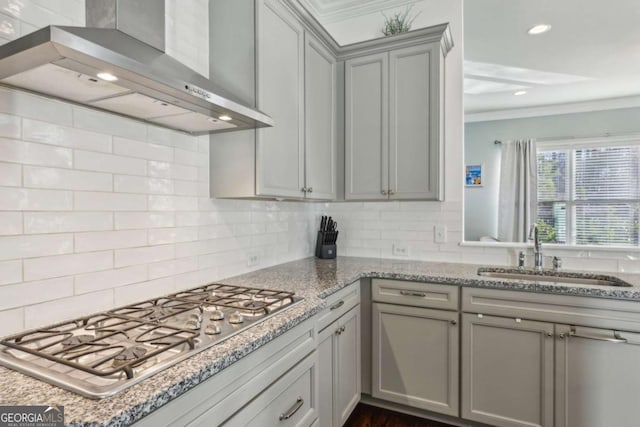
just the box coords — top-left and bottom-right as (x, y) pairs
(498, 139), (538, 242)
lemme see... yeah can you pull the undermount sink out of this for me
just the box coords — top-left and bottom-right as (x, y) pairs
(477, 268), (633, 287)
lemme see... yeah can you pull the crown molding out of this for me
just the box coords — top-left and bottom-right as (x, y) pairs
(465, 95), (640, 123)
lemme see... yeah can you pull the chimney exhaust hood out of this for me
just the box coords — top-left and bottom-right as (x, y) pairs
(0, 0), (274, 135)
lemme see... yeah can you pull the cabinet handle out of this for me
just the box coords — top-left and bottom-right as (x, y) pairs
(558, 333), (566, 339)
(335, 328), (340, 335)
(330, 300), (344, 311)
(341, 326), (346, 333)
(388, 189), (395, 195)
(569, 329), (628, 344)
(301, 187), (307, 193)
(546, 332), (553, 337)
(307, 187), (313, 193)
(381, 189), (388, 196)
(400, 290), (426, 298)
(450, 320), (457, 325)
(279, 397), (304, 421)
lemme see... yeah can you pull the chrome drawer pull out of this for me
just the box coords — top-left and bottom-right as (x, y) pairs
(400, 290), (426, 298)
(569, 329), (627, 344)
(279, 397), (304, 421)
(330, 300), (344, 311)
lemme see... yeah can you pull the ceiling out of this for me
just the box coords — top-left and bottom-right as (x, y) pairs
(300, 0), (420, 25)
(464, 0), (640, 113)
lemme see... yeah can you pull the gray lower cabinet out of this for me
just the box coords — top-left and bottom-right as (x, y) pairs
(344, 31), (448, 201)
(555, 325), (640, 427)
(318, 305), (361, 427)
(461, 313), (555, 427)
(371, 302), (459, 416)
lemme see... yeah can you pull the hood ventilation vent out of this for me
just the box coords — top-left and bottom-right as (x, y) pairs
(0, 0), (273, 135)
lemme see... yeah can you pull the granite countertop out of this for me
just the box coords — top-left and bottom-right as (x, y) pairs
(1, 256), (640, 426)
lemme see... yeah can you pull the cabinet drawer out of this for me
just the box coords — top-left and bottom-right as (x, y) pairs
(462, 287), (640, 332)
(372, 279), (458, 310)
(223, 352), (318, 427)
(317, 281), (360, 332)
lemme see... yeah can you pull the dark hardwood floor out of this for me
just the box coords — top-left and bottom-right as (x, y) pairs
(344, 403), (456, 427)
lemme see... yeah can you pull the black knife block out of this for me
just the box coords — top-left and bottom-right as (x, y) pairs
(315, 231), (337, 259)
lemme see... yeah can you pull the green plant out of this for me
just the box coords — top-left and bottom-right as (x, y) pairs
(382, 6), (421, 36)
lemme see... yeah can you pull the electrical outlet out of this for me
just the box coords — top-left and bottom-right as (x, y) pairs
(247, 253), (260, 267)
(392, 243), (409, 257)
(434, 225), (447, 243)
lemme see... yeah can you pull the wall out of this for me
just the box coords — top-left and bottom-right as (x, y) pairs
(464, 106), (640, 240)
(0, 1), (317, 337)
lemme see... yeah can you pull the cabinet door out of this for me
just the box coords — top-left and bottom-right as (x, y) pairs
(388, 44), (439, 200)
(372, 303), (459, 416)
(461, 313), (554, 427)
(555, 325), (640, 427)
(335, 305), (361, 426)
(345, 52), (389, 200)
(317, 323), (336, 427)
(256, 0), (305, 198)
(304, 32), (336, 200)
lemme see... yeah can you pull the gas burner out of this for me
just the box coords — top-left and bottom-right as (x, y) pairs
(228, 312), (244, 324)
(0, 283), (301, 399)
(205, 325), (222, 335)
(243, 300), (267, 310)
(61, 335), (94, 349)
(209, 309), (224, 321)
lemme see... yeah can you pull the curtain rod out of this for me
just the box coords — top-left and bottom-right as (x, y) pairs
(493, 131), (640, 145)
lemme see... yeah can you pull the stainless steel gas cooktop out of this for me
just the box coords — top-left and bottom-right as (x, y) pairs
(0, 284), (302, 399)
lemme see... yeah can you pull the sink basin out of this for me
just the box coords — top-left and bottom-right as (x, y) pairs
(477, 268), (632, 287)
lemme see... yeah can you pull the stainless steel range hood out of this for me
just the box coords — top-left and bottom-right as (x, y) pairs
(0, 0), (273, 135)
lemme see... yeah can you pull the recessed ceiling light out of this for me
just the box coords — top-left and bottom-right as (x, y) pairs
(527, 24), (552, 35)
(97, 72), (118, 82)
(513, 90), (528, 96)
(219, 115), (232, 121)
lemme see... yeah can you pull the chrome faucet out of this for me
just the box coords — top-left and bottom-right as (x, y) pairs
(528, 224), (543, 271)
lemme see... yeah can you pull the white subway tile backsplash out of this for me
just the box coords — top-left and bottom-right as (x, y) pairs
(0, 307), (24, 337)
(24, 212), (113, 234)
(148, 160), (198, 181)
(0, 161), (21, 186)
(114, 277), (175, 306)
(0, 113), (21, 138)
(0, 187), (73, 210)
(0, 234), (72, 261)
(75, 192), (147, 211)
(24, 251), (113, 281)
(0, 88), (72, 125)
(0, 260), (21, 285)
(114, 244), (175, 268)
(0, 138), (72, 168)
(75, 150), (147, 176)
(75, 230), (148, 252)
(75, 265), (148, 295)
(148, 227), (198, 245)
(148, 195), (198, 211)
(0, 212), (21, 235)
(113, 137), (174, 162)
(73, 107), (147, 141)
(24, 290), (114, 329)
(23, 119), (112, 153)
(113, 175), (174, 195)
(148, 256), (198, 280)
(115, 212), (175, 230)
(0, 277), (74, 310)
(24, 166), (112, 191)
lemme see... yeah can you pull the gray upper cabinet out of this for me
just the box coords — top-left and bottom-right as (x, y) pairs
(344, 53), (389, 200)
(209, 0), (336, 200)
(256, 0), (305, 198)
(304, 33), (337, 200)
(343, 28), (450, 201)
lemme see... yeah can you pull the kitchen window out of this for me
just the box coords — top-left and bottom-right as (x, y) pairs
(537, 137), (640, 246)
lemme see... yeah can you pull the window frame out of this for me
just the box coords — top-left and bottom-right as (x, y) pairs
(537, 134), (640, 247)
